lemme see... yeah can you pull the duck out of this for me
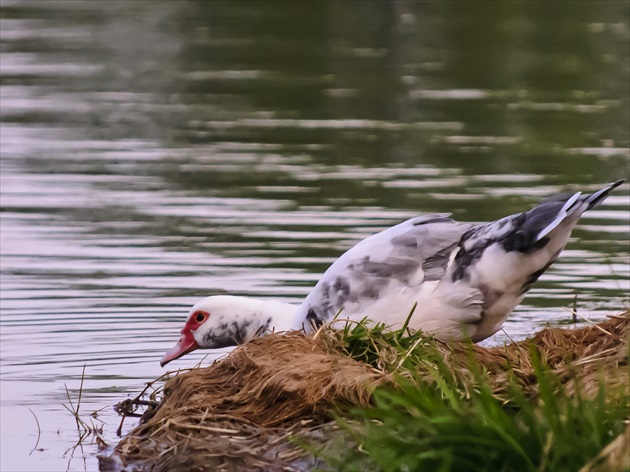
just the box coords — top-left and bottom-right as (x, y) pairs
(161, 180), (624, 367)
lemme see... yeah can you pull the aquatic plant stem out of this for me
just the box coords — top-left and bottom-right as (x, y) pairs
(28, 408), (41, 455)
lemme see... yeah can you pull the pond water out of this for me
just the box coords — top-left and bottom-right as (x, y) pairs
(0, 1), (628, 470)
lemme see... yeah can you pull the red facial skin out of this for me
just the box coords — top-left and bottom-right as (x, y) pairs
(160, 311), (209, 367)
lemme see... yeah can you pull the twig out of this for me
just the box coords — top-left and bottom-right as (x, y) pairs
(115, 369), (193, 436)
(560, 307), (613, 335)
(63, 364), (91, 437)
(194, 353), (213, 369)
(77, 364), (85, 421)
(28, 408), (42, 455)
(64, 386), (88, 434)
(500, 328), (523, 351)
(571, 295), (578, 324)
(395, 335), (425, 370)
(167, 420), (239, 435)
(311, 323), (327, 341)
(63, 364), (111, 462)
(572, 347), (619, 366)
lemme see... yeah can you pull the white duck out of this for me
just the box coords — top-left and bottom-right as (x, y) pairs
(161, 180), (624, 366)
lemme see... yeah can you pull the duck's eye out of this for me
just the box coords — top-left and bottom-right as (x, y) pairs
(194, 312), (206, 323)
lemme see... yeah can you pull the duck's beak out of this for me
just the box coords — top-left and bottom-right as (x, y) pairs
(160, 330), (199, 367)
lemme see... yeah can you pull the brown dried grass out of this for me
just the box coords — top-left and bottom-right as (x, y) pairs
(103, 332), (385, 471)
(102, 312), (629, 472)
(461, 312), (630, 399)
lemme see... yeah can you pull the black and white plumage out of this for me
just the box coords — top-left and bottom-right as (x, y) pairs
(161, 180), (624, 366)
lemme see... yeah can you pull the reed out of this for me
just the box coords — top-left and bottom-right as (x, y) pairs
(27, 408), (42, 456)
(62, 364), (109, 454)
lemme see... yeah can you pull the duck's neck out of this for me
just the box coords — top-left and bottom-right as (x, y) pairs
(239, 298), (301, 339)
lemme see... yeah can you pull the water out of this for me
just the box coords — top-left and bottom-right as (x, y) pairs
(0, 1), (628, 470)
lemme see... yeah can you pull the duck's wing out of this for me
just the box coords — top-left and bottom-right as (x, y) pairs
(445, 179), (625, 341)
(297, 214), (472, 327)
(451, 179), (625, 285)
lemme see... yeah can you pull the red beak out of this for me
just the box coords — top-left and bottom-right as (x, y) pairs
(160, 330), (199, 367)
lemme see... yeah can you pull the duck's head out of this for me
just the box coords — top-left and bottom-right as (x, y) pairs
(160, 295), (296, 367)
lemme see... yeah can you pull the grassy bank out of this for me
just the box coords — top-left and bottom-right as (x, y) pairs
(320, 317), (629, 472)
(102, 311), (629, 472)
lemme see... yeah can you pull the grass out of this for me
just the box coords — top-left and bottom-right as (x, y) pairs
(318, 316), (630, 472)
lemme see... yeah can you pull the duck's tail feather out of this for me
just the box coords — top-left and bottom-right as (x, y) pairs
(535, 191), (582, 240)
(535, 179), (625, 241)
(583, 179), (625, 210)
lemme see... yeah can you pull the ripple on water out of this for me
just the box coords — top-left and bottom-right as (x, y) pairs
(1, 1), (629, 471)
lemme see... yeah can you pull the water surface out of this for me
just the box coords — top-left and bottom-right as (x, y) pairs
(1, 1), (628, 470)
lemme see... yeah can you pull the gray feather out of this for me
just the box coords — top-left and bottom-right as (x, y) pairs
(303, 214), (469, 324)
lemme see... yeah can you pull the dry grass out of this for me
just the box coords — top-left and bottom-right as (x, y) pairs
(102, 333), (385, 471)
(101, 311), (629, 472)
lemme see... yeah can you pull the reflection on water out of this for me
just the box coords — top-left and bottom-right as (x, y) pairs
(0, 1), (628, 470)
